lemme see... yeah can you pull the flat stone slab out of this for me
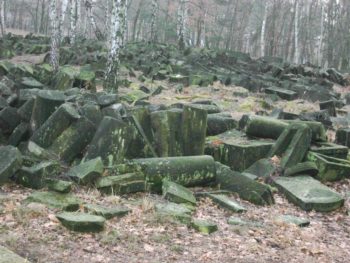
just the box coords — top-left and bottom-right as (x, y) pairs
(273, 176), (344, 212)
(56, 212), (105, 232)
(0, 146), (22, 185)
(67, 157), (104, 184)
(275, 215), (310, 227)
(207, 194), (246, 213)
(227, 216), (262, 227)
(25, 191), (81, 211)
(155, 202), (192, 224)
(47, 179), (73, 193)
(95, 173), (145, 195)
(191, 219), (218, 234)
(0, 245), (30, 263)
(84, 204), (131, 219)
(162, 179), (196, 205)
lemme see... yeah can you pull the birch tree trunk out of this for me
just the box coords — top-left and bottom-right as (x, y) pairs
(59, 0), (69, 41)
(150, 0), (158, 42)
(104, 0), (126, 93)
(70, 0), (78, 44)
(318, 1), (324, 66)
(294, 0), (299, 64)
(260, 2), (268, 57)
(132, 0), (143, 41)
(85, 0), (104, 40)
(177, 0), (188, 49)
(0, 0), (5, 37)
(49, 0), (60, 72)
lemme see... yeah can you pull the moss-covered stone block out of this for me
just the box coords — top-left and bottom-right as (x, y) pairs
(56, 212), (105, 232)
(162, 179), (196, 205)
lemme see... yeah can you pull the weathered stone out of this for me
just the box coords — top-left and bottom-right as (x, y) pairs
(30, 90), (66, 131)
(0, 107), (21, 134)
(84, 204), (130, 219)
(285, 120), (327, 142)
(216, 162), (274, 206)
(8, 123), (30, 146)
(275, 215), (310, 227)
(182, 105), (207, 155)
(191, 219), (218, 234)
(16, 161), (60, 189)
(25, 191), (81, 211)
(53, 66), (78, 90)
(207, 194), (246, 212)
(207, 113), (238, 136)
(0, 146), (22, 185)
(273, 176), (344, 212)
(56, 212), (105, 232)
(320, 100), (336, 117)
(95, 173), (145, 195)
(0, 245), (30, 263)
(75, 70), (96, 91)
(310, 142), (348, 159)
(162, 179), (196, 205)
(265, 87), (298, 101)
(269, 123), (312, 169)
(80, 103), (103, 125)
(49, 117), (96, 163)
(97, 93), (118, 107)
(17, 98), (35, 122)
(244, 158), (276, 178)
(133, 156), (216, 192)
(84, 117), (133, 166)
(206, 130), (274, 172)
(155, 202), (192, 224)
(67, 157), (104, 184)
(151, 110), (183, 157)
(227, 216), (262, 227)
(244, 115), (288, 139)
(30, 103), (80, 148)
(20, 77), (44, 89)
(47, 179), (73, 193)
(284, 162), (319, 177)
(336, 128), (350, 148)
(307, 152), (350, 182)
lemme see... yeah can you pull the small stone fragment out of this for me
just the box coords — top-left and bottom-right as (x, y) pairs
(191, 219), (218, 234)
(84, 204), (130, 219)
(207, 194), (246, 212)
(25, 191), (81, 211)
(47, 179), (73, 193)
(67, 157), (104, 184)
(162, 179), (196, 205)
(275, 215), (310, 227)
(56, 212), (105, 232)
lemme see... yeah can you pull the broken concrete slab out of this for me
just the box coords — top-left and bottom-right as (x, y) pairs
(25, 191), (81, 211)
(162, 179), (196, 206)
(16, 161), (60, 189)
(273, 175), (344, 212)
(275, 215), (310, 227)
(0, 245), (30, 263)
(307, 152), (350, 182)
(155, 202), (192, 224)
(30, 90), (66, 131)
(216, 162), (274, 206)
(83, 117), (133, 166)
(284, 162), (319, 177)
(56, 212), (105, 232)
(47, 179), (73, 193)
(269, 123), (312, 169)
(30, 103), (80, 148)
(206, 130), (274, 172)
(0, 146), (22, 185)
(207, 194), (246, 213)
(67, 157), (104, 185)
(191, 219), (218, 234)
(95, 173), (145, 195)
(84, 204), (131, 219)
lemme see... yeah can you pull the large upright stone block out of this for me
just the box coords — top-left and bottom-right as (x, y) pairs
(0, 146), (22, 185)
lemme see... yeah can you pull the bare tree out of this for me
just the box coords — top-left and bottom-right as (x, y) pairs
(150, 0), (158, 42)
(104, 0), (126, 93)
(49, 0), (60, 72)
(177, 0), (188, 49)
(0, 0), (5, 37)
(294, 0), (300, 63)
(85, 0), (104, 40)
(260, 2), (268, 57)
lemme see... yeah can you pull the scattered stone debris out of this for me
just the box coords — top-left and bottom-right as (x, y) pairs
(191, 219), (218, 234)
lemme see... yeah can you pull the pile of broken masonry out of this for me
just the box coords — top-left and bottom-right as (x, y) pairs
(1, 37), (350, 234)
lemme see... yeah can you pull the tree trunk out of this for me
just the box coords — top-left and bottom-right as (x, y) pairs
(85, 0), (104, 40)
(150, 0), (158, 42)
(260, 2), (268, 57)
(104, 0), (126, 93)
(59, 0), (69, 41)
(177, 0), (188, 49)
(0, 0), (5, 37)
(318, 1), (324, 66)
(49, 0), (60, 72)
(132, 0), (143, 41)
(294, 0), (299, 64)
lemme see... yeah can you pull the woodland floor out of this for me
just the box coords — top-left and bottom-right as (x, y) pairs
(1, 40), (350, 262)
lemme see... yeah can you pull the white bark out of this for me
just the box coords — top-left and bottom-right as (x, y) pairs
(104, 0), (126, 92)
(260, 2), (268, 57)
(177, 0), (188, 49)
(85, 0), (103, 40)
(0, 0), (5, 37)
(317, 1), (324, 66)
(49, 0), (60, 72)
(294, 0), (299, 64)
(70, 0), (78, 44)
(150, 0), (158, 42)
(59, 0), (69, 41)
